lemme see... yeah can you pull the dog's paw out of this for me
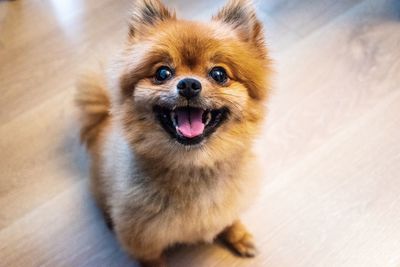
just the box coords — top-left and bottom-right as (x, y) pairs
(140, 256), (167, 267)
(227, 232), (257, 257)
(219, 220), (257, 257)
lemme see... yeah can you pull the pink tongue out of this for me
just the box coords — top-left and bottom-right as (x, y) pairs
(176, 108), (205, 138)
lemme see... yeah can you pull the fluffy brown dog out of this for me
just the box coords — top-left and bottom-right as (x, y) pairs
(76, 0), (271, 266)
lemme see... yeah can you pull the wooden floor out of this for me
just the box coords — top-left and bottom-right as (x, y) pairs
(1, 0), (400, 266)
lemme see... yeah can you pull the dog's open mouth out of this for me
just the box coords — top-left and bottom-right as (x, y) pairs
(154, 105), (229, 145)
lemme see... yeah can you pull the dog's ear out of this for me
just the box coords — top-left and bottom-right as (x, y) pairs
(129, 0), (175, 38)
(213, 0), (264, 48)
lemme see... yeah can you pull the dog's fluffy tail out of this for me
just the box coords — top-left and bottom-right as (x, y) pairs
(75, 71), (111, 149)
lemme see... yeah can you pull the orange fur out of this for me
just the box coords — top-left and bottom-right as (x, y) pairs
(76, 0), (272, 266)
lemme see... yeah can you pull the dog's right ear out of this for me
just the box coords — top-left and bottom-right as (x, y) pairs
(129, 0), (176, 38)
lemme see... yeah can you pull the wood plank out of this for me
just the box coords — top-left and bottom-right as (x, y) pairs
(0, 0), (131, 125)
(262, 0), (400, 177)
(0, 91), (87, 229)
(260, 0), (364, 37)
(0, 180), (137, 267)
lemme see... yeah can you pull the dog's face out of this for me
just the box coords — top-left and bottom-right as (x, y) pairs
(114, 0), (271, 163)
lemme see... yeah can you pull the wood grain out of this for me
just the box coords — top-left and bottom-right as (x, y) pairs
(0, 0), (399, 266)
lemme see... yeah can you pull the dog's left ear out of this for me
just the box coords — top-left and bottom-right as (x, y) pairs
(213, 0), (264, 48)
(129, 0), (176, 38)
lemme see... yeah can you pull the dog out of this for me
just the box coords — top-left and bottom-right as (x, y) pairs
(75, 0), (271, 266)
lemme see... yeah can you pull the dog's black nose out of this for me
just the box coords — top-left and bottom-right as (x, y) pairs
(177, 78), (202, 99)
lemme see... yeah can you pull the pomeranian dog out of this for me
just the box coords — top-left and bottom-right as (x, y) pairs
(75, 0), (271, 266)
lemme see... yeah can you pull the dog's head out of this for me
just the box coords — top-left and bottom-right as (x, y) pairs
(113, 0), (271, 163)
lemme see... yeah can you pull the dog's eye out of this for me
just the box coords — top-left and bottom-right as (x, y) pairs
(155, 66), (173, 82)
(209, 67), (228, 84)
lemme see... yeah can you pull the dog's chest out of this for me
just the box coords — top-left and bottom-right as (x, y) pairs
(149, 179), (242, 244)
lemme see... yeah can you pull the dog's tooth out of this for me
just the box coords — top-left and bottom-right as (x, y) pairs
(171, 111), (177, 126)
(205, 111), (212, 125)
